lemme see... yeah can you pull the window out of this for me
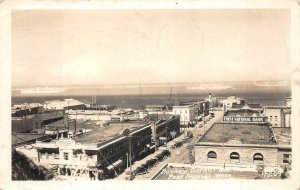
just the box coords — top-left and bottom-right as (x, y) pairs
(270, 116), (273, 121)
(275, 124), (278, 127)
(63, 152), (69, 160)
(253, 153), (264, 164)
(283, 154), (291, 164)
(275, 116), (278, 121)
(230, 152), (240, 163)
(207, 151), (217, 161)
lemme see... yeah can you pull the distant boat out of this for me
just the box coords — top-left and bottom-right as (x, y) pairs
(253, 81), (289, 87)
(21, 87), (65, 94)
(186, 84), (233, 90)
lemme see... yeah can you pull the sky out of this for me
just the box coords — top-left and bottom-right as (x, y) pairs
(12, 9), (290, 87)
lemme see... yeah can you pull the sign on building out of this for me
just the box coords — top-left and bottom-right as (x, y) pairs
(223, 117), (266, 123)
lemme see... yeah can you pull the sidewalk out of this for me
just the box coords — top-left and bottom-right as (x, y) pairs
(115, 133), (188, 180)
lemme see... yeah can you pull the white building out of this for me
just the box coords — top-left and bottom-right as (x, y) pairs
(263, 106), (291, 128)
(220, 96), (245, 111)
(172, 104), (198, 125)
(44, 99), (86, 110)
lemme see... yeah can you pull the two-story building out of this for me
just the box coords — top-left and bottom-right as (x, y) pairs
(149, 114), (180, 148)
(34, 121), (152, 180)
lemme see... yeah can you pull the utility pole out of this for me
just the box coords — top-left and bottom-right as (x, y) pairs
(154, 123), (157, 152)
(128, 135), (132, 173)
(165, 123), (168, 148)
(203, 103), (206, 133)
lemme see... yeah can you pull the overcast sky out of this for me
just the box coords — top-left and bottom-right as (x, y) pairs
(12, 9), (290, 87)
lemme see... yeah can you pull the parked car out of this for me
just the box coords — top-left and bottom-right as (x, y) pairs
(146, 158), (158, 168)
(162, 149), (171, 157)
(134, 166), (148, 175)
(155, 153), (164, 161)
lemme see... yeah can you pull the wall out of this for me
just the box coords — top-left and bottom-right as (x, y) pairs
(173, 106), (196, 125)
(195, 145), (278, 165)
(263, 108), (283, 127)
(12, 118), (33, 133)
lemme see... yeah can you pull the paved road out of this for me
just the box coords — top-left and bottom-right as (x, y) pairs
(131, 110), (224, 180)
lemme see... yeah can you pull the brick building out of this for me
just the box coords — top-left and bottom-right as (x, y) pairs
(195, 122), (291, 168)
(195, 123), (277, 165)
(34, 122), (152, 180)
(150, 114), (180, 148)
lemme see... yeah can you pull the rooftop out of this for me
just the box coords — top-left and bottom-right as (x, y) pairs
(34, 112), (64, 121)
(12, 133), (46, 145)
(224, 110), (262, 117)
(45, 119), (102, 132)
(231, 103), (261, 110)
(263, 106), (290, 109)
(199, 123), (276, 145)
(72, 121), (149, 144)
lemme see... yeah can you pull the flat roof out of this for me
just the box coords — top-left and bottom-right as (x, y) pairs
(199, 123), (275, 145)
(272, 127), (291, 146)
(224, 110), (262, 117)
(45, 119), (98, 131)
(72, 121), (149, 144)
(12, 133), (46, 145)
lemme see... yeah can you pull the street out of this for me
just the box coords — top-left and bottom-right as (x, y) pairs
(116, 110), (224, 180)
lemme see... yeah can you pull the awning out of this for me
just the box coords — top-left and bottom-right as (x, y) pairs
(107, 159), (123, 170)
(159, 137), (167, 140)
(139, 150), (146, 155)
(149, 145), (156, 149)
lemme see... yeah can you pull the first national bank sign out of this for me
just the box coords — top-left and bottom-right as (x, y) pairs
(223, 116), (266, 123)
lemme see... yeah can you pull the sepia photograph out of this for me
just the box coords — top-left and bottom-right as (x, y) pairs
(1, 0), (300, 189)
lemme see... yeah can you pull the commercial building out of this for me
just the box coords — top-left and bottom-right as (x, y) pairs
(195, 123), (278, 166)
(34, 121), (152, 180)
(262, 106), (291, 128)
(222, 110), (267, 124)
(172, 104), (198, 125)
(220, 96), (245, 111)
(150, 114), (180, 148)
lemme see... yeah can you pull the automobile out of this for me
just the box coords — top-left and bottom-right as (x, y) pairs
(174, 141), (183, 148)
(155, 153), (164, 161)
(134, 166), (148, 175)
(162, 149), (171, 157)
(146, 158), (158, 167)
(141, 163), (149, 170)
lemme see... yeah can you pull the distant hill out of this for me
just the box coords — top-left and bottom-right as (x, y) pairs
(12, 149), (54, 180)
